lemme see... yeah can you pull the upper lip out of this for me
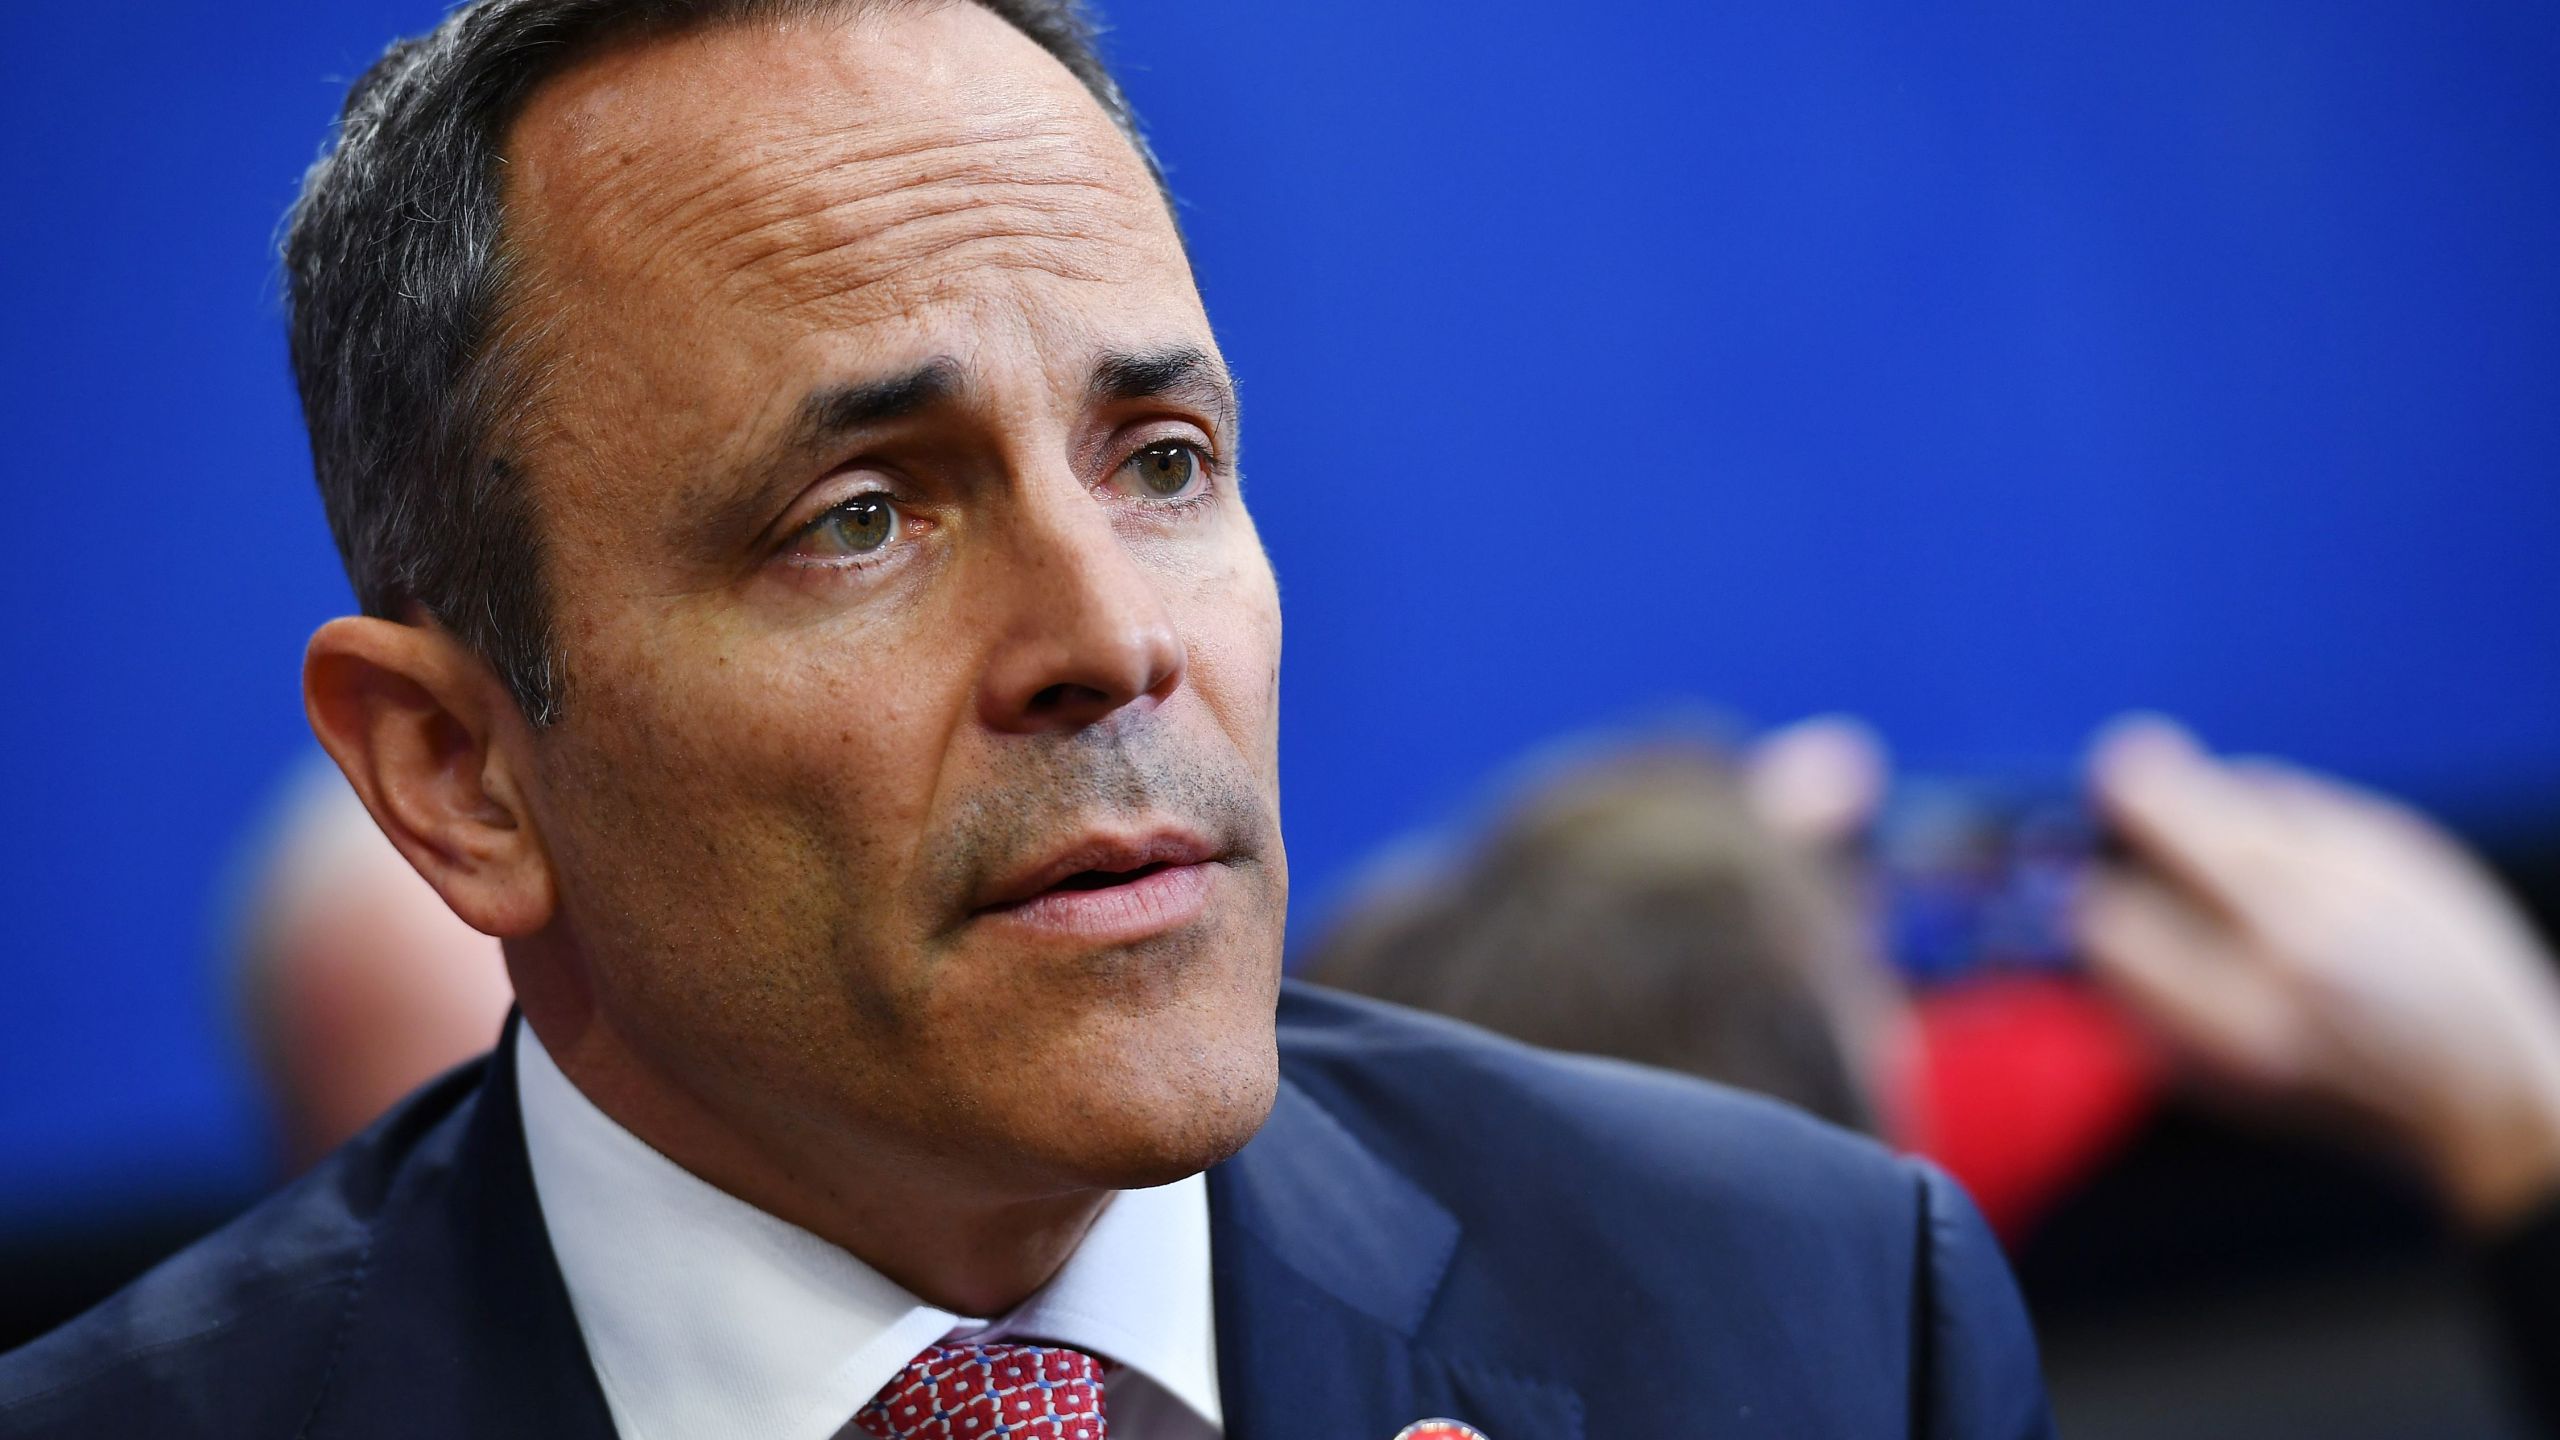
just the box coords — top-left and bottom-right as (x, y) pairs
(972, 824), (1224, 913)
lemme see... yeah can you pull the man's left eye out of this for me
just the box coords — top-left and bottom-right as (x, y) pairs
(1116, 441), (1208, 500)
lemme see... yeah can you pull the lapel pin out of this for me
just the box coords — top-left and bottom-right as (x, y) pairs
(1392, 1423), (1489, 1440)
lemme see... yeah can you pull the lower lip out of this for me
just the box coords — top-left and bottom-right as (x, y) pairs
(978, 861), (1219, 944)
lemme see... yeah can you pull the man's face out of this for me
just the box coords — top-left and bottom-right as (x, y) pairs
(499, 4), (1284, 1196)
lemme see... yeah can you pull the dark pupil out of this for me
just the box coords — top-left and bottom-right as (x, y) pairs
(1140, 445), (1195, 495)
(830, 495), (892, 551)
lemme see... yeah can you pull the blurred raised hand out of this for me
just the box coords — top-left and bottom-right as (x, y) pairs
(2078, 717), (2560, 1231)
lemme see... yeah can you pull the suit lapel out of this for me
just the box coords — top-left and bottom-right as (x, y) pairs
(303, 1017), (620, 1440)
(1208, 1082), (1584, 1440)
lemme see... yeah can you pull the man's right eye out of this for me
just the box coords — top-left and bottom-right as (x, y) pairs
(799, 493), (900, 560)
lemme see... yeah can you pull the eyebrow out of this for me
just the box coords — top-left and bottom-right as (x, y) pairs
(1090, 345), (1239, 436)
(794, 356), (967, 449)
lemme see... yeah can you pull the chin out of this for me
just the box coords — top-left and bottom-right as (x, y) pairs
(1002, 970), (1283, 1193)
(1092, 1041), (1281, 1189)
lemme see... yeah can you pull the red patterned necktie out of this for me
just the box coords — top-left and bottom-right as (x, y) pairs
(853, 1341), (1108, 1440)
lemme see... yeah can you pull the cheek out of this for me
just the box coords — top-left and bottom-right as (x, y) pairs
(693, 640), (953, 866)
(543, 611), (964, 960)
(1172, 542), (1282, 775)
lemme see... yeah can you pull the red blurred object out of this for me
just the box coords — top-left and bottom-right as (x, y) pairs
(1895, 975), (2165, 1242)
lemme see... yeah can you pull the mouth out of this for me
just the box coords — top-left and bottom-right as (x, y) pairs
(970, 827), (1227, 943)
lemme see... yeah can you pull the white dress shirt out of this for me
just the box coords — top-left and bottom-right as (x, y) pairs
(516, 1025), (1223, 1440)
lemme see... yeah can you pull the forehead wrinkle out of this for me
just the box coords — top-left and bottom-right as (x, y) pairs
(749, 199), (1138, 322)
(586, 107), (1099, 263)
(514, 28), (1169, 307)
(692, 132), (1154, 318)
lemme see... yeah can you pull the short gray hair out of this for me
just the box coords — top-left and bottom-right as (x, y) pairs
(283, 0), (1166, 725)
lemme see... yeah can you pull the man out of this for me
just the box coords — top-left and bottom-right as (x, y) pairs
(0, 2), (2052, 1436)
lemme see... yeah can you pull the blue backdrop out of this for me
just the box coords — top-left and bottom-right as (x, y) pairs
(3, 0), (2556, 1225)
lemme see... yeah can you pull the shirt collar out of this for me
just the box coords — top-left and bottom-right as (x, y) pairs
(515, 1022), (1221, 1440)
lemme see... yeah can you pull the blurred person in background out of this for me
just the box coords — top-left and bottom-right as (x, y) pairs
(233, 758), (511, 1171)
(2081, 718), (2560, 1434)
(1314, 710), (2560, 1433)
(0, 762), (513, 1358)
(1307, 719), (2161, 1241)
(1306, 727), (1900, 1134)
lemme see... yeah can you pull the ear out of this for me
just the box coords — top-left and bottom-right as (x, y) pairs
(303, 616), (557, 939)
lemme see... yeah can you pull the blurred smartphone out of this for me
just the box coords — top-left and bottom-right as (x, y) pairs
(1868, 778), (2102, 986)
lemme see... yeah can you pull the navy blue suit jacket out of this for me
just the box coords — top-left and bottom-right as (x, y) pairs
(0, 984), (2053, 1438)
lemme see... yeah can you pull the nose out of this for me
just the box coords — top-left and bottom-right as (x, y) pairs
(975, 488), (1188, 736)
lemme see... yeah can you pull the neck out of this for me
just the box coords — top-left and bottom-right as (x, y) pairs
(513, 979), (1107, 1316)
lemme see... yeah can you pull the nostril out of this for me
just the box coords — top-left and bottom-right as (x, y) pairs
(1026, 681), (1113, 716)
